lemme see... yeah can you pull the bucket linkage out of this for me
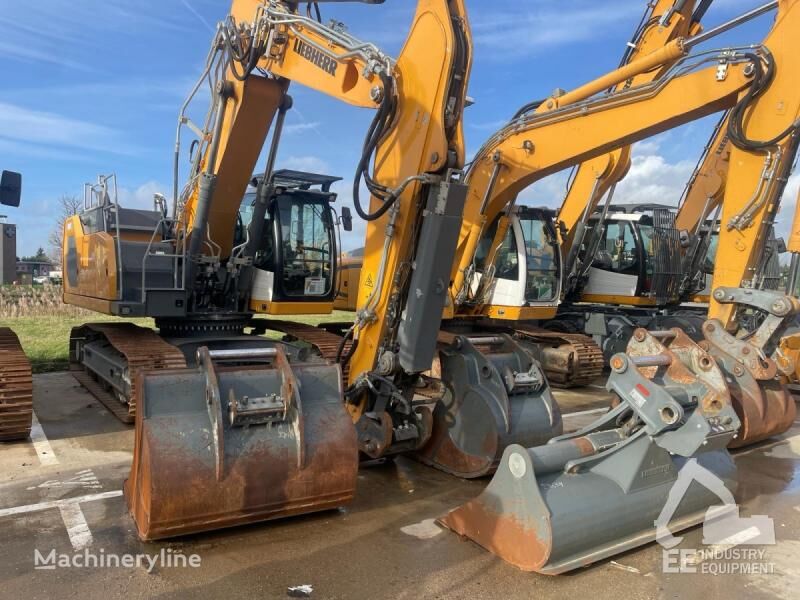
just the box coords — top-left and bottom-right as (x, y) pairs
(125, 345), (358, 541)
(704, 287), (799, 448)
(416, 332), (562, 478)
(439, 327), (741, 574)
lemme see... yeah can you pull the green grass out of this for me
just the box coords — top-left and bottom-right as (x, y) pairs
(0, 311), (353, 374)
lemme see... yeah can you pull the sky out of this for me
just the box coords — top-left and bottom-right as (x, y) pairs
(1, 0), (797, 257)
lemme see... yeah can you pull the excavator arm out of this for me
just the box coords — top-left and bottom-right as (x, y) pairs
(450, 44), (758, 315)
(559, 0), (705, 254)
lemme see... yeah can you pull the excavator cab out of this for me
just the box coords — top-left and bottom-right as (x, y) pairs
(578, 205), (682, 306)
(239, 169), (342, 315)
(469, 207), (563, 318)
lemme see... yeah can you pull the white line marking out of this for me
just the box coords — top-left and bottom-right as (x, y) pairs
(562, 407), (609, 418)
(58, 502), (94, 550)
(0, 490), (122, 518)
(29, 411), (59, 466)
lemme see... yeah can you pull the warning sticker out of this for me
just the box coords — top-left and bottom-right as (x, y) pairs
(364, 273), (374, 288)
(304, 277), (325, 295)
(630, 388), (647, 408)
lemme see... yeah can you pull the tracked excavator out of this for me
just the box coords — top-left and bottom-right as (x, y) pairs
(0, 170), (32, 442)
(440, 0), (800, 573)
(55, 0), (799, 574)
(335, 0), (707, 389)
(61, 0), (474, 539)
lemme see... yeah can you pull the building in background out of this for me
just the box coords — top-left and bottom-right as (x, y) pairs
(16, 258), (55, 284)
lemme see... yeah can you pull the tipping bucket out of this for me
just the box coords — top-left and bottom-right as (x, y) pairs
(439, 440), (737, 574)
(125, 346), (358, 540)
(440, 328), (742, 573)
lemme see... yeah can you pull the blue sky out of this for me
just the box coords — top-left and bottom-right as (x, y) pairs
(1, 0), (796, 256)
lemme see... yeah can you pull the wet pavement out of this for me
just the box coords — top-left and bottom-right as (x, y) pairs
(0, 372), (797, 599)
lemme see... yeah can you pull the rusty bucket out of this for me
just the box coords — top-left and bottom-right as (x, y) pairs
(440, 328), (742, 574)
(439, 440), (737, 574)
(702, 320), (797, 448)
(416, 334), (562, 478)
(125, 346), (358, 540)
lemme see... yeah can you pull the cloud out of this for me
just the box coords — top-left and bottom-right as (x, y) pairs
(180, 0), (215, 33)
(0, 102), (134, 155)
(117, 181), (169, 210)
(281, 155), (334, 174)
(283, 122), (322, 135)
(470, 2), (640, 56)
(0, 0), (192, 69)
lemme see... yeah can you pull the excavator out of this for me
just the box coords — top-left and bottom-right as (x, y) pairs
(0, 170), (32, 442)
(62, 0), (475, 540)
(51, 0), (799, 576)
(439, 0), (800, 573)
(335, 0), (708, 389)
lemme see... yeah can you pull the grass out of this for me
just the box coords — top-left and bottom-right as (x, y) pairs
(0, 284), (353, 373)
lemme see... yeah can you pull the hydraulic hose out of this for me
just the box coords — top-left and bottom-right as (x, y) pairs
(728, 50), (800, 151)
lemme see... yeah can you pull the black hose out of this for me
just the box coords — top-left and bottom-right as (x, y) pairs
(352, 72), (402, 221)
(511, 99), (544, 120)
(728, 50), (800, 151)
(336, 326), (356, 365)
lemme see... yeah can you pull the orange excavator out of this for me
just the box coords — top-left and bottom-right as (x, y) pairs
(440, 0), (800, 573)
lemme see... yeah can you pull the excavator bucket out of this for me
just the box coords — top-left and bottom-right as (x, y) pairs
(125, 346), (358, 540)
(416, 333), (562, 478)
(703, 288), (800, 448)
(440, 328), (741, 573)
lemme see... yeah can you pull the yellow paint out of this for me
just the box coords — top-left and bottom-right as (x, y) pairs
(348, 0), (472, 388)
(579, 294), (661, 307)
(249, 300), (333, 316)
(709, 0), (800, 326)
(480, 305), (558, 321)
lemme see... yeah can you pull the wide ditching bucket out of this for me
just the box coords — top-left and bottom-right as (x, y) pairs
(125, 346), (358, 540)
(440, 328), (741, 573)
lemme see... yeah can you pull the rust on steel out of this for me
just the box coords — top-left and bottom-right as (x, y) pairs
(69, 323), (187, 422)
(438, 490), (552, 573)
(125, 357), (358, 540)
(266, 320), (353, 382)
(702, 321), (796, 447)
(0, 328), (33, 441)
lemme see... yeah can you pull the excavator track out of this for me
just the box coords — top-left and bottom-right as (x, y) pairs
(70, 323), (186, 423)
(0, 328), (33, 441)
(511, 325), (605, 388)
(266, 320), (353, 383)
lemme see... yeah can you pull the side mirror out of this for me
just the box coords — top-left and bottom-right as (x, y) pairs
(341, 206), (353, 232)
(0, 171), (21, 207)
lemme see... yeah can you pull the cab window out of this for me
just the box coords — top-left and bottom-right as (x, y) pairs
(277, 196), (334, 297)
(598, 221), (638, 274)
(519, 217), (558, 301)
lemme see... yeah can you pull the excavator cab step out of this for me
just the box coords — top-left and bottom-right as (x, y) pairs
(440, 327), (741, 573)
(125, 345), (357, 540)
